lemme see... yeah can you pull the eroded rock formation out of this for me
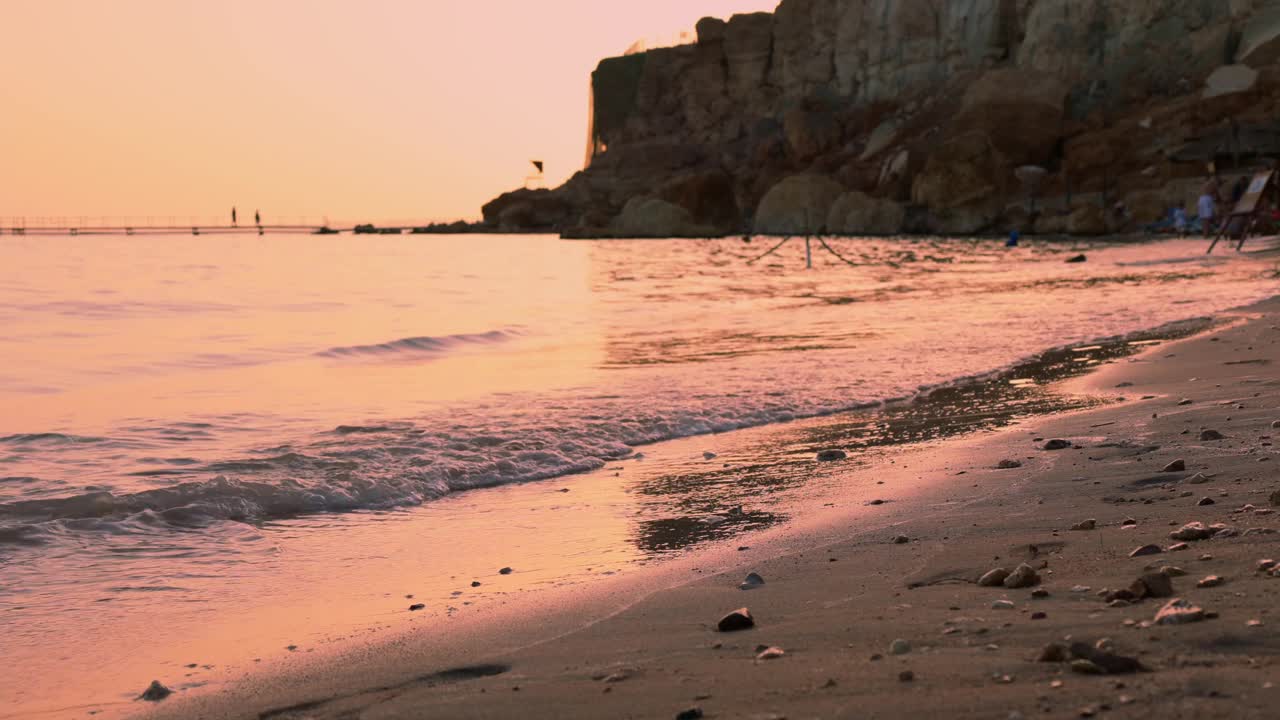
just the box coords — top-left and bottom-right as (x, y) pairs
(484, 0), (1280, 237)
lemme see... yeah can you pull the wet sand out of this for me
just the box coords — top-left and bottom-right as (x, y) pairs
(139, 296), (1280, 720)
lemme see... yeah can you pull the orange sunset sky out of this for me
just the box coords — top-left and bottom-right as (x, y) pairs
(1, 1), (780, 224)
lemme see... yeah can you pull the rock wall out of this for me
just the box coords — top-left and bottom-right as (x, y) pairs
(484, 0), (1280, 237)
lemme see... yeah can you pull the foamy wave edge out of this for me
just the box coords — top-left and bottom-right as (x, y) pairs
(0, 316), (1217, 544)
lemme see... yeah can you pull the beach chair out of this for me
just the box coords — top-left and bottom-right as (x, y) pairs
(1208, 170), (1277, 253)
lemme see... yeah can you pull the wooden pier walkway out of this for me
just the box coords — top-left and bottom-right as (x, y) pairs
(0, 217), (456, 236)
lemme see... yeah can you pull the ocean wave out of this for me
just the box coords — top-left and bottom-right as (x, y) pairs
(0, 433), (109, 445)
(316, 329), (520, 360)
(0, 318), (1221, 544)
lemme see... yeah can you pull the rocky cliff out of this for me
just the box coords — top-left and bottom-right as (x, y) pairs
(483, 0), (1280, 237)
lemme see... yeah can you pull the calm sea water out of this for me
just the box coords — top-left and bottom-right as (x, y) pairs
(0, 233), (1276, 716)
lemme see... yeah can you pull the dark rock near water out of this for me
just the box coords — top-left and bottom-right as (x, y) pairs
(139, 680), (172, 702)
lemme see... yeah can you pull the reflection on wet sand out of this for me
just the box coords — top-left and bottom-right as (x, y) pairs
(625, 319), (1208, 554)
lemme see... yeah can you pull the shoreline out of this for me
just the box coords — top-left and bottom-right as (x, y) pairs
(137, 296), (1280, 720)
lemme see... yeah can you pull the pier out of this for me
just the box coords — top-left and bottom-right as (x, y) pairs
(0, 217), (461, 236)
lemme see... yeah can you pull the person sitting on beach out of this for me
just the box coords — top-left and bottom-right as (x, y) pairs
(1198, 178), (1220, 238)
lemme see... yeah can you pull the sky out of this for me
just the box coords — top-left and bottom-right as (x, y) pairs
(0, 1), (779, 225)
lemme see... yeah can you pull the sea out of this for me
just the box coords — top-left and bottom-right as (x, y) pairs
(1, 232), (1276, 717)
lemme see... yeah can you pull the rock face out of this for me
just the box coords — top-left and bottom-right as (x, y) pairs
(483, 1), (1280, 237)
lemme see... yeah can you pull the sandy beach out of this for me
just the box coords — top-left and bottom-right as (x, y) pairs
(134, 294), (1280, 720)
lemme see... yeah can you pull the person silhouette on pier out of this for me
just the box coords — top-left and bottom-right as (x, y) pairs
(231, 206), (238, 227)
(254, 209), (261, 226)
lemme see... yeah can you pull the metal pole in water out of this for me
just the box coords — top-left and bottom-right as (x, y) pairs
(805, 236), (812, 269)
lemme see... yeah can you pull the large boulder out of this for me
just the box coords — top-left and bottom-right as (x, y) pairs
(611, 197), (717, 238)
(1067, 204), (1108, 236)
(1125, 189), (1171, 225)
(658, 169), (741, 231)
(481, 188), (575, 232)
(827, 192), (905, 235)
(754, 174), (845, 235)
(1237, 3), (1280, 67)
(955, 68), (1066, 165)
(932, 205), (1000, 236)
(1203, 64), (1259, 99)
(912, 131), (1009, 211)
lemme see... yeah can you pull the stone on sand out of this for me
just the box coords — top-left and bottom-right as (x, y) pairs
(408, 603), (425, 611)
(717, 608), (755, 632)
(139, 681), (173, 702)
(978, 568), (1011, 586)
(1130, 544), (1163, 558)
(997, 459), (1023, 469)
(1071, 519), (1097, 531)
(740, 573), (766, 590)
(1269, 489), (1280, 506)
(889, 638), (911, 655)
(1186, 473), (1211, 485)
(1003, 563), (1041, 589)
(1198, 497), (1216, 506)
(1199, 430), (1225, 441)
(1037, 643), (1069, 662)
(816, 449), (847, 462)
(1131, 572), (1174, 599)
(1197, 575), (1226, 588)
(1154, 598), (1206, 625)
(1043, 439), (1072, 450)
(892, 535), (910, 544)
(676, 708), (704, 720)
(992, 599), (1016, 610)
(1162, 460), (1186, 473)
(1170, 522), (1212, 541)
(756, 646), (786, 660)
(1069, 643), (1144, 674)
